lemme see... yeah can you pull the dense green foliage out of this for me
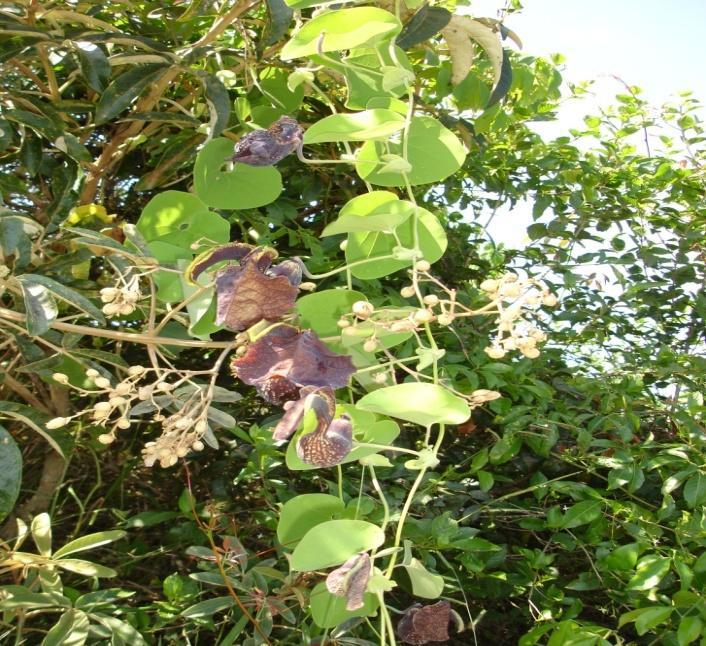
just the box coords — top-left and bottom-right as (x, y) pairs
(0, 1), (704, 645)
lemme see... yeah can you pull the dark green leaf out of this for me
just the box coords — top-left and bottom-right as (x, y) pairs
(397, 4), (451, 50)
(197, 72), (231, 137)
(0, 426), (21, 522)
(95, 64), (169, 125)
(74, 42), (111, 93)
(264, 0), (294, 46)
(18, 274), (105, 323)
(487, 48), (513, 107)
(17, 276), (58, 335)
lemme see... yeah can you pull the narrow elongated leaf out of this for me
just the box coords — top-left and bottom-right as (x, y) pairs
(0, 400), (68, 456)
(198, 72), (230, 137)
(42, 609), (90, 646)
(397, 4), (452, 49)
(93, 615), (147, 646)
(181, 596), (234, 618)
(74, 42), (111, 92)
(0, 586), (70, 610)
(56, 558), (118, 578)
(32, 513), (53, 556)
(17, 277), (57, 335)
(264, 0), (293, 46)
(487, 48), (513, 107)
(53, 530), (126, 559)
(0, 426), (21, 521)
(19, 274), (105, 323)
(684, 472), (706, 508)
(95, 64), (168, 125)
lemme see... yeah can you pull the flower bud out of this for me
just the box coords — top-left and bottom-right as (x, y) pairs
(94, 377), (111, 389)
(192, 440), (205, 451)
(484, 345), (506, 359)
(503, 272), (518, 283)
(414, 260), (431, 272)
(522, 347), (541, 359)
(414, 309), (434, 324)
(116, 418), (131, 429)
(299, 282), (316, 291)
(52, 373), (69, 385)
(86, 368), (100, 378)
(195, 419), (209, 433)
(352, 301), (374, 319)
(363, 339), (378, 353)
(437, 313), (455, 326)
(400, 286), (415, 298)
(97, 433), (115, 444)
(337, 318), (351, 328)
(500, 283), (521, 298)
(113, 382), (132, 396)
(46, 417), (69, 429)
(339, 240), (348, 251)
(127, 365), (146, 377)
(94, 401), (112, 412)
(422, 294), (439, 306)
(102, 302), (121, 316)
(100, 287), (120, 303)
(543, 294), (558, 307)
(109, 396), (126, 407)
(480, 279), (499, 293)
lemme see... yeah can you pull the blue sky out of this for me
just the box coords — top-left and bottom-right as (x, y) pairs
(469, 0), (706, 247)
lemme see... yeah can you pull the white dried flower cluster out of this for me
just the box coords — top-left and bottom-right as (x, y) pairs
(482, 273), (556, 360)
(47, 365), (215, 469)
(142, 415), (207, 468)
(100, 276), (141, 317)
(45, 365), (147, 438)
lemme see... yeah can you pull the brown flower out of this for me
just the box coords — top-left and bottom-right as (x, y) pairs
(398, 601), (451, 645)
(231, 327), (355, 405)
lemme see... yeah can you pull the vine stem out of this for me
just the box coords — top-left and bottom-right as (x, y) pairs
(385, 467), (428, 577)
(0, 307), (234, 349)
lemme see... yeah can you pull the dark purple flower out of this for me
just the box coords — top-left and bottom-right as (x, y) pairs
(229, 116), (303, 166)
(189, 243), (303, 332)
(231, 327), (355, 405)
(398, 601), (451, 645)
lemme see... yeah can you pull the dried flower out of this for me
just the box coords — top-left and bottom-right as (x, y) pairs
(326, 553), (371, 611)
(229, 116), (303, 166)
(398, 600), (451, 645)
(100, 277), (141, 317)
(231, 326), (354, 405)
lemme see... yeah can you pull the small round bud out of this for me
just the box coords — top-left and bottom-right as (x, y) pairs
(480, 279), (499, 293)
(337, 318), (351, 328)
(522, 347), (541, 359)
(414, 309), (434, 324)
(437, 313), (455, 326)
(109, 396), (126, 407)
(86, 368), (100, 379)
(363, 339), (378, 353)
(52, 373), (69, 385)
(195, 419), (208, 433)
(192, 440), (205, 451)
(400, 286), (415, 298)
(352, 301), (374, 319)
(156, 382), (174, 392)
(373, 372), (388, 384)
(127, 365), (146, 377)
(94, 377), (111, 389)
(113, 382), (132, 396)
(97, 433), (114, 444)
(235, 345), (248, 357)
(342, 326), (358, 336)
(503, 272), (518, 283)
(415, 260), (431, 272)
(390, 320), (416, 333)
(176, 446), (189, 458)
(94, 401), (112, 412)
(484, 345), (506, 359)
(299, 281), (316, 291)
(500, 283), (521, 298)
(339, 240), (348, 251)
(543, 294), (558, 307)
(175, 416), (193, 430)
(423, 294), (439, 306)
(116, 418), (131, 429)
(100, 287), (120, 303)
(102, 302), (121, 316)
(46, 417), (69, 429)
(137, 386), (153, 400)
